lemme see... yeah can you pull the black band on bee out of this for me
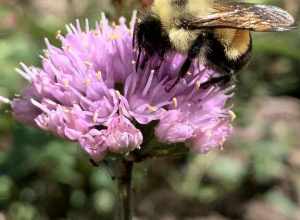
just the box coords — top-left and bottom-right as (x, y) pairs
(135, 12), (171, 69)
(135, 12), (171, 56)
(171, 0), (187, 7)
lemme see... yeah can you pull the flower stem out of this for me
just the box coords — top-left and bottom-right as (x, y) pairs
(117, 159), (133, 220)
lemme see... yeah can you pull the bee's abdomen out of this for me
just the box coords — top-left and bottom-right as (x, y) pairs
(206, 32), (252, 74)
(225, 31), (252, 61)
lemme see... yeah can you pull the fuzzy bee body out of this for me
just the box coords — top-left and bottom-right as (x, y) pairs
(135, 0), (295, 89)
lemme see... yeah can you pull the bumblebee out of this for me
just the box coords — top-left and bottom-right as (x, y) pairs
(134, 0), (295, 89)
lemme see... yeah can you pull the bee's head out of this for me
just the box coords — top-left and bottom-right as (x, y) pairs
(171, 0), (187, 7)
(134, 12), (171, 58)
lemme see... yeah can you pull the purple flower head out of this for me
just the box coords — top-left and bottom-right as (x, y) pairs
(3, 13), (234, 161)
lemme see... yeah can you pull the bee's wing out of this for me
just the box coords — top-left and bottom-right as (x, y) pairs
(184, 2), (295, 32)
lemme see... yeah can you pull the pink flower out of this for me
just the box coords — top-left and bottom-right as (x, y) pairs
(105, 116), (143, 153)
(79, 129), (108, 161)
(1, 13), (234, 161)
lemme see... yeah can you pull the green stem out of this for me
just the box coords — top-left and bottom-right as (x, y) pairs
(117, 160), (133, 220)
(113, 144), (187, 219)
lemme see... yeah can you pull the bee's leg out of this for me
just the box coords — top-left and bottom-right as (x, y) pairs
(201, 72), (234, 89)
(154, 56), (164, 71)
(165, 58), (193, 91)
(135, 47), (142, 71)
(140, 53), (149, 70)
(136, 50), (164, 72)
(166, 35), (203, 91)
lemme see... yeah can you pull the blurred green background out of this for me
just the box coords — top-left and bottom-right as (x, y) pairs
(0, 0), (300, 219)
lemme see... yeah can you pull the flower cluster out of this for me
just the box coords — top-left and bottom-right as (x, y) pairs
(3, 13), (234, 161)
